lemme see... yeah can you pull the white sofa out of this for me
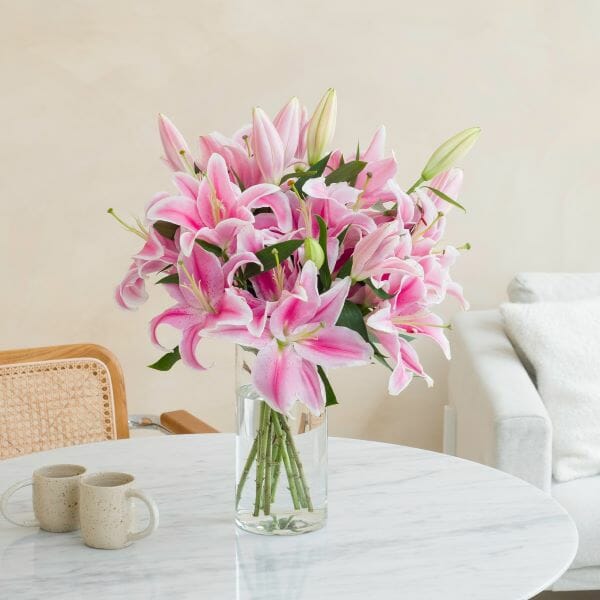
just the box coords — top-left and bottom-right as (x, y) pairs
(446, 273), (600, 592)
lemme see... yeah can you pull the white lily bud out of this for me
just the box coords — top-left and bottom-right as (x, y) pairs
(303, 237), (325, 270)
(306, 88), (337, 165)
(421, 126), (480, 182)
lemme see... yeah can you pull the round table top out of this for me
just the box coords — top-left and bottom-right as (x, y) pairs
(0, 434), (577, 600)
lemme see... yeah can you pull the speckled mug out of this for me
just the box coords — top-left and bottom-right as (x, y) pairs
(79, 472), (159, 550)
(0, 464), (86, 532)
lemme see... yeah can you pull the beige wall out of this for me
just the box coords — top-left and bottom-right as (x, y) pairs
(2, 0), (599, 450)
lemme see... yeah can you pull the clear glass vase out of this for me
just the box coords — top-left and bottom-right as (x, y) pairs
(235, 346), (327, 535)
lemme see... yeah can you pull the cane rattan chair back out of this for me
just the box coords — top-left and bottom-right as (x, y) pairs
(0, 344), (129, 460)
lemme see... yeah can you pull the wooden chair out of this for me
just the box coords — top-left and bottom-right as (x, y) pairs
(0, 344), (217, 460)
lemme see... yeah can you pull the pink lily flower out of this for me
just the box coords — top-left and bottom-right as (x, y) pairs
(253, 261), (373, 414)
(198, 130), (262, 189)
(350, 222), (401, 281)
(367, 295), (451, 359)
(158, 114), (192, 173)
(252, 108), (285, 184)
(302, 178), (361, 207)
(149, 245), (252, 369)
(115, 262), (148, 310)
(273, 97), (302, 166)
(419, 246), (469, 309)
(295, 105), (309, 160)
(362, 126), (386, 162)
(146, 153), (254, 254)
(354, 155), (398, 207)
(373, 329), (432, 394)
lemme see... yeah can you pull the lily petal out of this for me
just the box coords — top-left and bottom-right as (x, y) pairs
(297, 359), (325, 415)
(158, 114), (190, 172)
(253, 340), (301, 413)
(180, 324), (208, 370)
(206, 152), (238, 212)
(149, 305), (199, 348)
(294, 326), (372, 368)
(273, 97), (301, 165)
(311, 277), (351, 327)
(363, 126), (386, 161)
(241, 184), (292, 232)
(146, 195), (201, 231)
(252, 108), (284, 184)
(269, 261), (319, 339)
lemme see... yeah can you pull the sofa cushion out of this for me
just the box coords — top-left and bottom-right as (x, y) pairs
(501, 298), (600, 482)
(553, 474), (600, 569)
(508, 272), (600, 303)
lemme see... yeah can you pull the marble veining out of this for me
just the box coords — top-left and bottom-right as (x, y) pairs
(0, 435), (577, 599)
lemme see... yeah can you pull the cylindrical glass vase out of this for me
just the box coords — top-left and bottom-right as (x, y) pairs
(235, 346), (327, 535)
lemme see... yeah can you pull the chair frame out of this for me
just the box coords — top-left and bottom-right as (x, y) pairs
(0, 343), (130, 439)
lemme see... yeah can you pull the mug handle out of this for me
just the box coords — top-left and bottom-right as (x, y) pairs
(127, 489), (159, 542)
(0, 479), (39, 527)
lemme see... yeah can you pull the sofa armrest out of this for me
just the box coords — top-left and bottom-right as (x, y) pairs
(448, 310), (552, 492)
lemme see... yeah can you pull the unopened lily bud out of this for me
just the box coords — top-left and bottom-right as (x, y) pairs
(306, 88), (337, 165)
(303, 237), (325, 270)
(273, 97), (301, 165)
(421, 127), (480, 182)
(252, 107), (285, 183)
(158, 113), (191, 172)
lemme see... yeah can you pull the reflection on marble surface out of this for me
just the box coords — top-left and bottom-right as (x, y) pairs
(0, 435), (577, 600)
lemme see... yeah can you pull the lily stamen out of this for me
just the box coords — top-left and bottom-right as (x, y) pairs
(204, 176), (223, 225)
(178, 260), (216, 314)
(392, 316), (451, 330)
(289, 323), (325, 343)
(414, 211), (444, 240)
(178, 149), (198, 178)
(242, 134), (252, 159)
(107, 208), (148, 240)
(272, 248), (285, 295)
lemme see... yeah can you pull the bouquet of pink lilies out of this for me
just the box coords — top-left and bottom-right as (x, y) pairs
(112, 89), (478, 415)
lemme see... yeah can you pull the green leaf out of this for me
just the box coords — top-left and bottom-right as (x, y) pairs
(371, 344), (393, 371)
(196, 239), (223, 257)
(317, 366), (338, 407)
(280, 169), (316, 184)
(148, 347), (181, 371)
(336, 300), (369, 342)
(365, 278), (395, 300)
(295, 153), (332, 194)
(423, 186), (466, 212)
(156, 273), (179, 285)
(399, 333), (415, 342)
(315, 216), (331, 290)
(153, 221), (178, 240)
(245, 239), (304, 278)
(337, 256), (353, 278)
(324, 160), (367, 186)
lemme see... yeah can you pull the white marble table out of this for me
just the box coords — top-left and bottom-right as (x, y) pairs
(0, 435), (577, 600)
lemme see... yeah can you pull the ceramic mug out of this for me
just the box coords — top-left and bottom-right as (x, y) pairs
(0, 464), (86, 532)
(79, 472), (159, 549)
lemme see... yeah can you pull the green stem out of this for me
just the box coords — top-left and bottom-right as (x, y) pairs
(272, 415), (301, 510)
(263, 417), (274, 516)
(236, 436), (258, 509)
(406, 176), (424, 194)
(279, 414), (313, 512)
(253, 402), (271, 517)
(270, 427), (282, 503)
